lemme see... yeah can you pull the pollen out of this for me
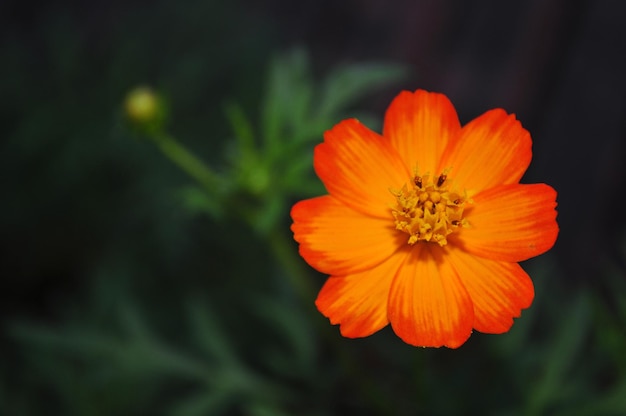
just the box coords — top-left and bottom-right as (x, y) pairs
(391, 168), (469, 247)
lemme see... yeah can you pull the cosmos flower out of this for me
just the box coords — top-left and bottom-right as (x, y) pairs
(290, 89), (558, 348)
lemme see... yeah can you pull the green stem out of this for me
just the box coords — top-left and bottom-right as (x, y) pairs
(153, 133), (220, 192)
(151, 131), (315, 307)
(267, 228), (316, 304)
(267, 229), (390, 414)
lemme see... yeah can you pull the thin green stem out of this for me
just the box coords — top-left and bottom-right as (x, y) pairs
(152, 133), (220, 192)
(267, 229), (390, 414)
(267, 228), (316, 304)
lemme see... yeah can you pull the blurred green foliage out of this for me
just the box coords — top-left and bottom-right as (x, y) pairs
(2, 3), (626, 415)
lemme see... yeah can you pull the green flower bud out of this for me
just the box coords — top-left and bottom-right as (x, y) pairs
(124, 86), (166, 135)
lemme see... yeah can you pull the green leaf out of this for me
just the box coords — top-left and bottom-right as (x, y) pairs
(178, 185), (224, 218)
(249, 297), (315, 375)
(525, 293), (590, 415)
(170, 388), (234, 416)
(260, 49), (312, 153)
(186, 300), (240, 366)
(316, 63), (407, 120)
(224, 100), (256, 160)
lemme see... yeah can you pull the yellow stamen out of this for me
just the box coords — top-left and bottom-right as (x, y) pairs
(391, 169), (469, 247)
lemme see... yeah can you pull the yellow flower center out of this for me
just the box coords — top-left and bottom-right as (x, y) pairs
(391, 169), (469, 247)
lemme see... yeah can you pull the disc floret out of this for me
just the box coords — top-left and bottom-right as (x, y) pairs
(391, 168), (469, 246)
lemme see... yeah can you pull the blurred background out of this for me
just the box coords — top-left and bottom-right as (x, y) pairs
(2, 0), (626, 414)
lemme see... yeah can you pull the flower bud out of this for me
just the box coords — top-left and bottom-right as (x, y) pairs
(124, 86), (166, 135)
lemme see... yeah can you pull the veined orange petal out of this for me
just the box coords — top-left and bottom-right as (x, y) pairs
(315, 250), (409, 338)
(446, 247), (534, 334)
(315, 118), (410, 218)
(439, 109), (531, 191)
(454, 183), (558, 262)
(388, 245), (473, 348)
(383, 90), (461, 176)
(291, 196), (404, 275)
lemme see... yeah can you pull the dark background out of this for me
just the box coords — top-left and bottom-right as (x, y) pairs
(1, 0), (626, 415)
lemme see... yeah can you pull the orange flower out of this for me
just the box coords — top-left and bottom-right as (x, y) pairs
(290, 89), (559, 348)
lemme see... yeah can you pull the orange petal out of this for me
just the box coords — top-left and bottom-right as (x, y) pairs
(383, 90), (461, 176)
(315, 118), (410, 218)
(439, 109), (532, 191)
(291, 196), (404, 275)
(388, 245), (474, 348)
(315, 250), (408, 338)
(454, 183), (558, 262)
(446, 247), (534, 334)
